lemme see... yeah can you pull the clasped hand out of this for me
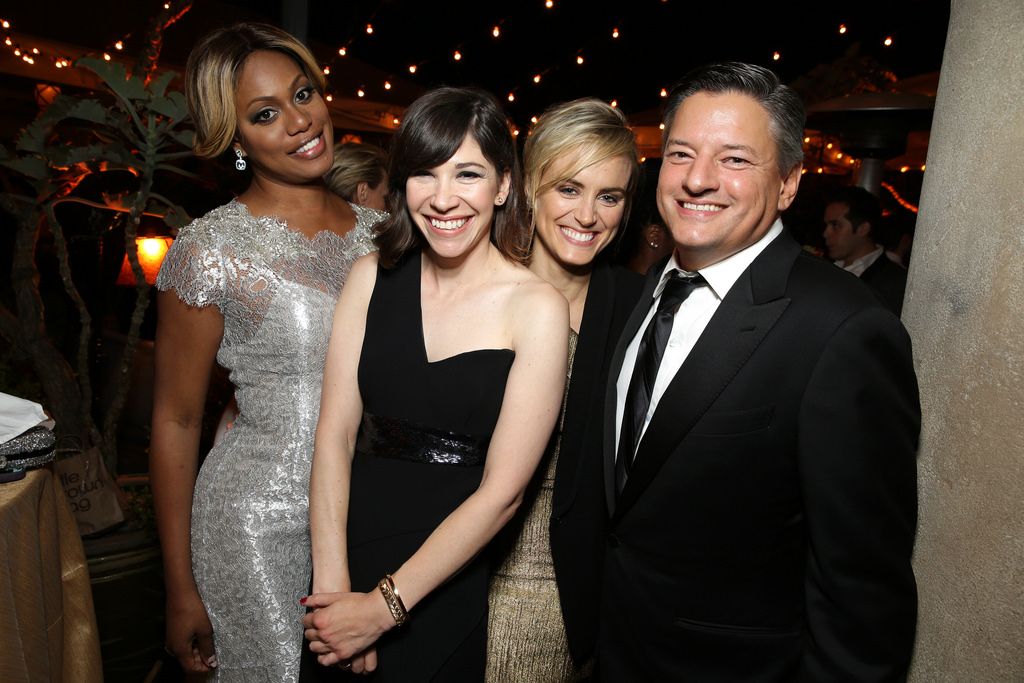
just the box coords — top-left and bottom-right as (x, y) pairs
(302, 590), (394, 672)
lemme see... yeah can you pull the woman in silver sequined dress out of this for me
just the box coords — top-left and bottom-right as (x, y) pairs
(150, 24), (384, 681)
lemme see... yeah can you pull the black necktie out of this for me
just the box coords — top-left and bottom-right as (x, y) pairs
(615, 270), (706, 494)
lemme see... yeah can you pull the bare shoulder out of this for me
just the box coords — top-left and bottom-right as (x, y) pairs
(498, 264), (567, 341)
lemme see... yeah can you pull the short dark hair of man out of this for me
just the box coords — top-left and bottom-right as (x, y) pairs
(828, 186), (883, 241)
(662, 62), (806, 175)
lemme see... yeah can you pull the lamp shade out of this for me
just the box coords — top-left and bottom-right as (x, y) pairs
(116, 237), (172, 286)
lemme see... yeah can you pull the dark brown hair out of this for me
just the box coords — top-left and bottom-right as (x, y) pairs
(374, 87), (528, 267)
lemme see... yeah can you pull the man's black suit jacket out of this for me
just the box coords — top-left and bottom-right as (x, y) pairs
(547, 261), (643, 664)
(860, 254), (908, 316)
(598, 232), (920, 682)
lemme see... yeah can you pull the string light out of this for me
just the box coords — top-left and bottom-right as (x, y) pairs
(612, 27), (619, 39)
(322, 66), (330, 75)
(817, 167), (824, 174)
(393, 117), (400, 125)
(163, 2), (170, 8)
(338, 47), (347, 56)
(826, 142), (834, 149)
(884, 36), (893, 46)
(660, 87), (668, 97)
(31, 47), (39, 54)
(576, 54), (584, 65)
(900, 165), (909, 172)
(610, 99), (618, 108)
(507, 92), (515, 102)
(492, 25), (501, 38)
(530, 116), (538, 124)
(513, 128), (520, 137)
(408, 64), (417, 74)
(881, 182), (919, 213)
(847, 157), (855, 164)
(12, 48), (19, 56)
(384, 80), (392, 90)
(839, 23), (847, 34)
(365, 23), (374, 35)
(453, 50), (462, 61)
(325, 94), (333, 102)
(803, 136), (810, 143)
(533, 74), (541, 84)
(545, 0), (554, 8)
(115, 40), (123, 50)
(4, 38), (10, 46)
(659, 123), (665, 130)
(920, 164), (926, 171)
(103, 53), (111, 61)
(1, 20), (9, 29)
(772, 51), (781, 61)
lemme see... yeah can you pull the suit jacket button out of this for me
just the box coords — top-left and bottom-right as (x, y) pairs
(608, 533), (620, 548)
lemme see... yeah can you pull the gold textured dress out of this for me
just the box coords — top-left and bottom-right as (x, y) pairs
(486, 330), (588, 682)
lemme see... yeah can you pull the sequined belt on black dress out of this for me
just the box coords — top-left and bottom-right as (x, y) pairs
(355, 412), (491, 466)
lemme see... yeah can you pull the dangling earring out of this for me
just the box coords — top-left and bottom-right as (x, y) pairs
(234, 148), (247, 171)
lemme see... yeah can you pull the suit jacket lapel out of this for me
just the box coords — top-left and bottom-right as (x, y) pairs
(553, 264), (614, 517)
(611, 233), (801, 521)
(603, 261), (665, 514)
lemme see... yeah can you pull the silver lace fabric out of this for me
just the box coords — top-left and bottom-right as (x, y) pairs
(156, 199), (384, 681)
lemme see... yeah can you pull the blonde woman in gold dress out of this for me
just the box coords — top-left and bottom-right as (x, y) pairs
(487, 99), (643, 681)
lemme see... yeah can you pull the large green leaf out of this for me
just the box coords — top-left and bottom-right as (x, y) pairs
(54, 143), (139, 169)
(1, 155), (48, 180)
(147, 70), (177, 98)
(167, 128), (195, 149)
(150, 93), (188, 121)
(77, 56), (147, 102)
(66, 99), (112, 126)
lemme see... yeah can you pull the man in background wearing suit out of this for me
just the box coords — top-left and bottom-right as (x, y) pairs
(824, 185), (909, 315)
(598, 62), (920, 682)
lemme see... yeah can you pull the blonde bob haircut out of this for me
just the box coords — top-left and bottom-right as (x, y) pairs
(324, 143), (388, 203)
(523, 98), (640, 226)
(185, 23), (327, 159)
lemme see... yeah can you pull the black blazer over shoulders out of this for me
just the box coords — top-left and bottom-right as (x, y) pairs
(860, 254), (908, 316)
(549, 262), (644, 665)
(598, 232), (920, 682)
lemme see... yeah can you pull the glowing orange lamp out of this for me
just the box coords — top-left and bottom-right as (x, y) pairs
(116, 237), (173, 285)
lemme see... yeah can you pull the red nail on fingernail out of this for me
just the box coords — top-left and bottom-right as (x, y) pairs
(299, 597), (307, 605)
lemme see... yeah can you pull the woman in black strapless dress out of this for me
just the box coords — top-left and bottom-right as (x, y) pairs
(301, 88), (568, 681)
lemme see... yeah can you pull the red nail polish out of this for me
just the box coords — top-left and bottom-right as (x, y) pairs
(299, 597), (307, 605)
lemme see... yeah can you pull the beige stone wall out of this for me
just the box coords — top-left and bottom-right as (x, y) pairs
(904, 1), (1024, 680)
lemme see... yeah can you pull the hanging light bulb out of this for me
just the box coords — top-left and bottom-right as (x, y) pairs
(610, 99), (618, 108)
(365, 23), (374, 34)
(533, 74), (541, 84)
(325, 94), (333, 102)
(839, 23), (847, 34)
(612, 27), (619, 39)
(545, 0), (554, 7)
(408, 64), (417, 74)
(772, 51), (781, 61)
(338, 47), (347, 57)
(322, 66), (330, 75)
(507, 92), (515, 102)
(453, 50), (462, 61)
(384, 81), (392, 90)
(492, 25), (500, 38)
(660, 87), (668, 97)
(357, 88), (365, 98)
(884, 36), (893, 46)
(576, 54), (584, 65)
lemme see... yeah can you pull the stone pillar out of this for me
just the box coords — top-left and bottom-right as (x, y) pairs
(904, 1), (1024, 681)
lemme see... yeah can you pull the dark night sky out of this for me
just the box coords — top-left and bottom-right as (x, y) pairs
(5, 0), (951, 128)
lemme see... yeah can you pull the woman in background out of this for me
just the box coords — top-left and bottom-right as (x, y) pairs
(487, 98), (643, 681)
(301, 87), (567, 681)
(150, 23), (384, 680)
(324, 142), (389, 211)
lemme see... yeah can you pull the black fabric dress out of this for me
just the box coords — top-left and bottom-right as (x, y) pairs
(303, 250), (514, 682)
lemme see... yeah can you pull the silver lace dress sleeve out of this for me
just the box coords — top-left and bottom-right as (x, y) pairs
(155, 200), (385, 681)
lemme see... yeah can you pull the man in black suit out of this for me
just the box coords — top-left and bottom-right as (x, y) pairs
(823, 185), (909, 315)
(598, 63), (920, 681)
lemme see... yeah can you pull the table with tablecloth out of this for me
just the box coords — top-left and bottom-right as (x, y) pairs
(0, 467), (102, 682)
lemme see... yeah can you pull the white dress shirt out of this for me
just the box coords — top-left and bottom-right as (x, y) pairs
(836, 245), (884, 277)
(614, 219), (784, 459)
